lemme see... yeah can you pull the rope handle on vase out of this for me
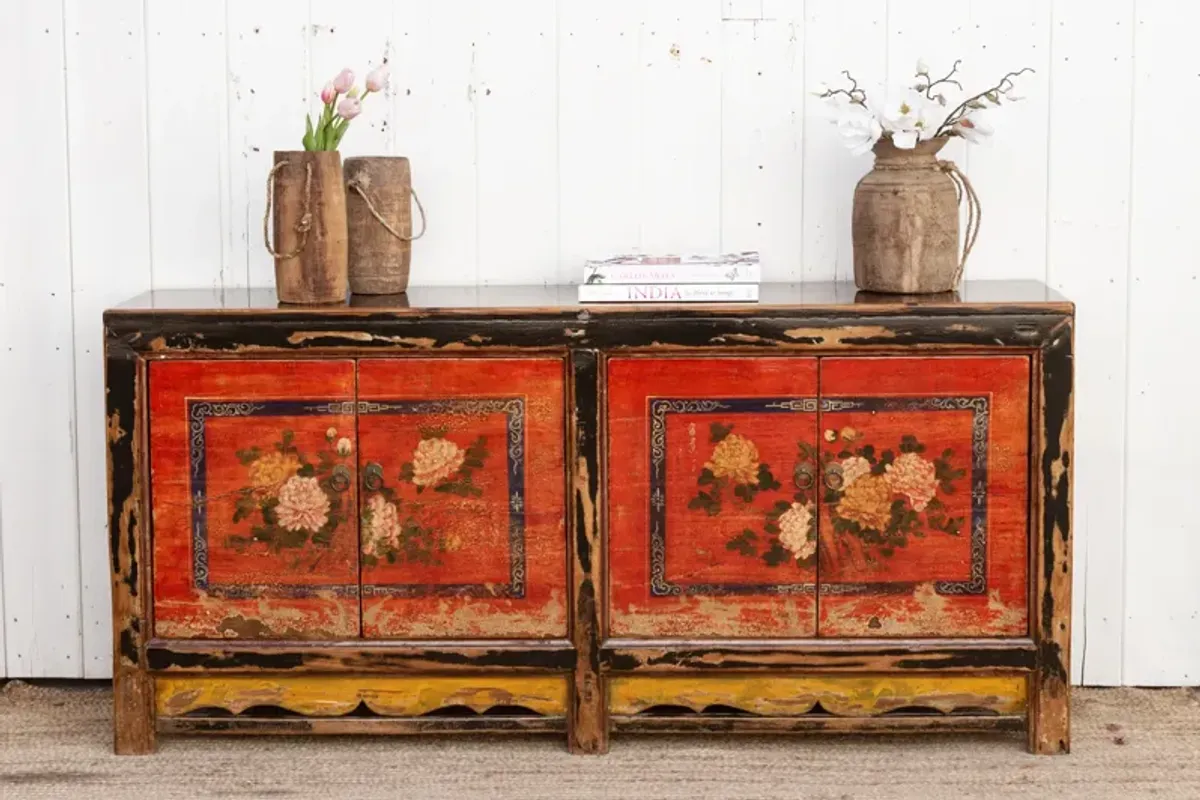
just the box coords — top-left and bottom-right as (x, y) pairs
(262, 160), (314, 260)
(938, 159), (982, 288)
(346, 175), (428, 243)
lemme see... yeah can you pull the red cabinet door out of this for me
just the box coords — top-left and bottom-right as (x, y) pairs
(608, 357), (820, 638)
(816, 356), (1030, 637)
(150, 360), (359, 639)
(357, 358), (568, 638)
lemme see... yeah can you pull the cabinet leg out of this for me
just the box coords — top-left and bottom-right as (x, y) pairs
(569, 672), (609, 755)
(1027, 673), (1070, 755)
(113, 670), (156, 755)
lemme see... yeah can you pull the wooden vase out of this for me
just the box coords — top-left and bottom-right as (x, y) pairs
(345, 156), (422, 295)
(852, 137), (961, 294)
(270, 150), (348, 304)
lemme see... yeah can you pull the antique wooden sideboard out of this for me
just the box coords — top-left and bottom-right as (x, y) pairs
(103, 282), (1073, 756)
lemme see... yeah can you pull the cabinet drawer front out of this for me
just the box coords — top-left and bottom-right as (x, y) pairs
(607, 357), (820, 637)
(149, 359), (360, 639)
(357, 358), (568, 638)
(817, 356), (1030, 637)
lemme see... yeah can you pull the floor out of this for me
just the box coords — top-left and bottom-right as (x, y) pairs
(2, 681), (1199, 799)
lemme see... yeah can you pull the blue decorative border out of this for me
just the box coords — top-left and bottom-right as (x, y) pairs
(647, 395), (990, 599)
(188, 399), (359, 598)
(357, 398), (527, 600)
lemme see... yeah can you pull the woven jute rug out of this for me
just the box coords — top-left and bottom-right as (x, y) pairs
(2, 681), (1199, 799)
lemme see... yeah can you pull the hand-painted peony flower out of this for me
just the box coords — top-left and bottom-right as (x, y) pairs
(840, 455), (872, 489)
(412, 438), (466, 487)
(365, 64), (389, 93)
(332, 68), (355, 93)
(704, 433), (760, 485)
(362, 493), (401, 555)
(320, 82), (337, 105)
(336, 437), (353, 457)
(275, 476), (330, 532)
(337, 96), (362, 120)
(326, 427), (337, 441)
(248, 451), (301, 492)
(885, 452), (938, 511)
(778, 502), (816, 561)
(837, 474), (893, 530)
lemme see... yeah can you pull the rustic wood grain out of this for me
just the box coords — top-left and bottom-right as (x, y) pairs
(159, 716), (566, 736)
(611, 715), (1025, 735)
(607, 674), (1027, 717)
(1030, 322), (1074, 754)
(568, 349), (607, 754)
(106, 346), (155, 754)
(272, 150), (348, 304)
(345, 156), (414, 295)
(155, 675), (569, 717)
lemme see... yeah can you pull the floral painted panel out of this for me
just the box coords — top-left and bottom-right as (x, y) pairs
(817, 356), (1031, 637)
(608, 357), (820, 638)
(357, 358), (567, 638)
(149, 360), (359, 639)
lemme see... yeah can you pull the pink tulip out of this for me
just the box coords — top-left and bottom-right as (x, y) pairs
(337, 96), (362, 120)
(332, 68), (355, 94)
(365, 64), (389, 93)
(320, 82), (336, 105)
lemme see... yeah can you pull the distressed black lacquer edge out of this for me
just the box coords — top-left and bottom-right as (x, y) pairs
(1038, 324), (1072, 687)
(106, 340), (143, 670)
(568, 348), (607, 754)
(145, 641), (577, 673)
(601, 642), (1037, 673)
(104, 310), (1070, 355)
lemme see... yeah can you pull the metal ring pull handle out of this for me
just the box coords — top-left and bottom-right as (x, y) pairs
(329, 465), (352, 493)
(793, 463), (816, 490)
(823, 463), (845, 491)
(363, 462), (385, 492)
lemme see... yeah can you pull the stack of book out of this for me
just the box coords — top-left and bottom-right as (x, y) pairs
(577, 252), (761, 303)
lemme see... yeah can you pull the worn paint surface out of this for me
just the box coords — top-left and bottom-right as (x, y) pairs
(149, 360), (360, 639)
(818, 356), (1030, 637)
(156, 675), (569, 717)
(358, 358), (568, 638)
(608, 674), (1027, 717)
(607, 357), (820, 637)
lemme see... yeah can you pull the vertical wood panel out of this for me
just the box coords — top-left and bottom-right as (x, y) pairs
(476, 1), (559, 285)
(63, 0), (154, 679)
(959, 0), (1051, 282)
(1046, 0), (1135, 687)
(638, 0), (723, 254)
(557, 0), (642, 284)
(391, 1), (479, 286)
(1124, 1), (1200, 686)
(0, 0), (79, 677)
(719, 13), (805, 282)
(226, 0), (311, 289)
(801, 0), (887, 281)
(145, 1), (229, 291)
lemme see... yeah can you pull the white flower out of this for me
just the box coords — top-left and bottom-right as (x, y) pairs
(883, 89), (937, 149)
(275, 476), (330, 532)
(810, 81), (831, 97)
(885, 452), (938, 512)
(778, 503), (816, 561)
(841, 456), (872, 489)
(362, 494), (401, 556)
(954, 110), (994, 144)
(833, 101), (883, 156)
(411, 437), (466, 487)
(325, 427), (337, 441)
(916, 58), (930, 76)
(336, 437), (353, 457)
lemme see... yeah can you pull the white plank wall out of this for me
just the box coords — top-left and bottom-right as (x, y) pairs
(0, 0), (1196, 685)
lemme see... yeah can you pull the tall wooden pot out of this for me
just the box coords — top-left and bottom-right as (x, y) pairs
(852, 137), (961, 294)
(269, 150), (348, 304)
(345, 156), (422, 295)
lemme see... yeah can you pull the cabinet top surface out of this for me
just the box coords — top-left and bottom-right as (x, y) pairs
(110, 280), (1071, 316)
